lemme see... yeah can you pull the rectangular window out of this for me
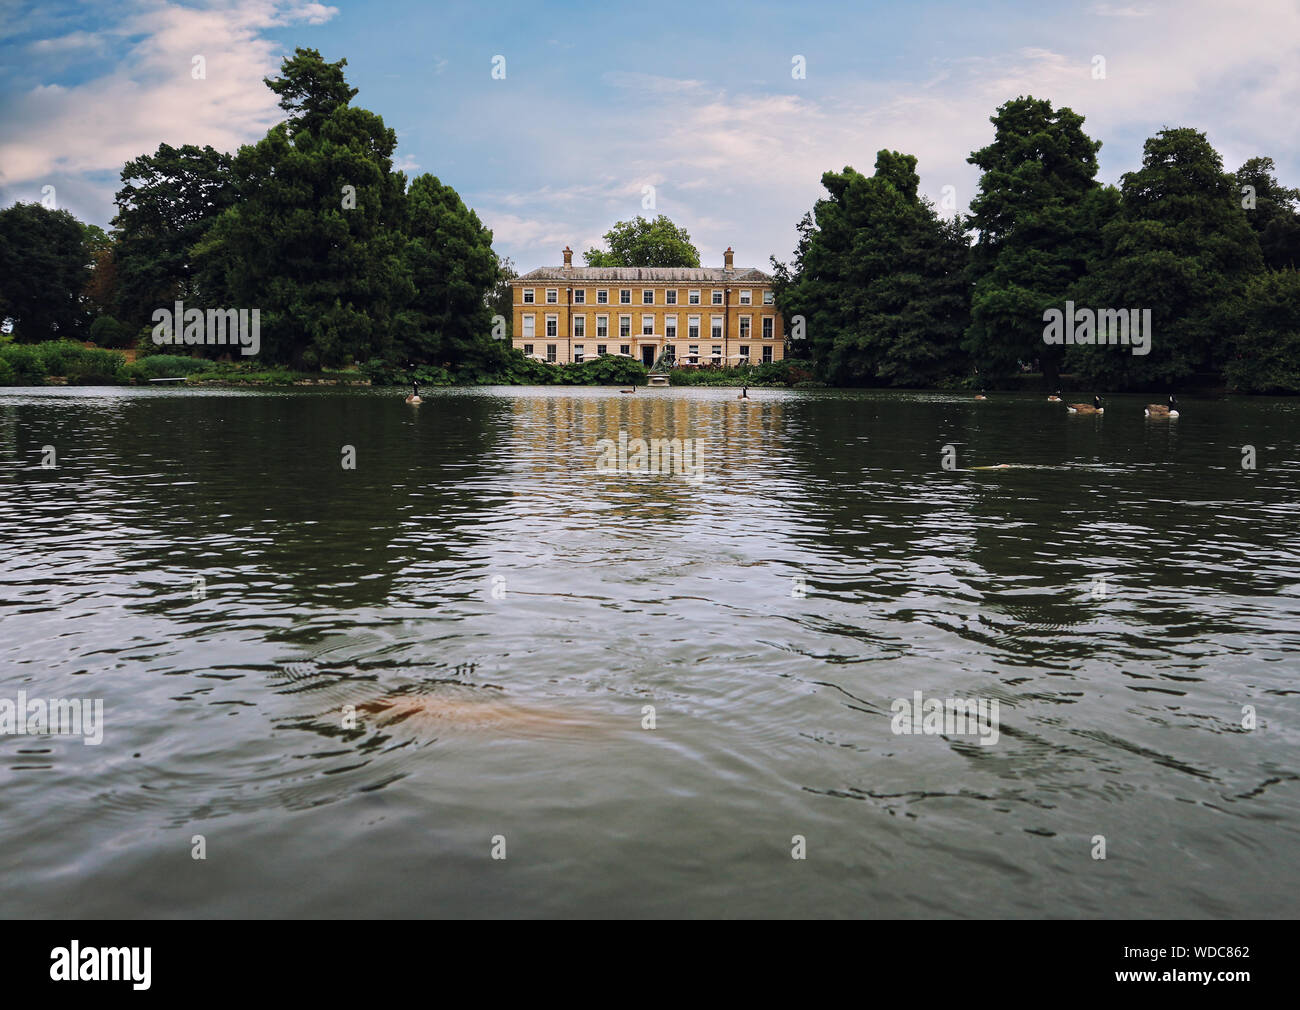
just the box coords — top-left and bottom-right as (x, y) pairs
(688, 290), (700, 305)
(574, 345), (585, 363)
(523, 289), (535, 304)
(620, 344), (630, 355)
(740, 289), (751, 305)
(762, 346), (773, 363)
(642, 289), (653, 304)
(546, 289), (558, 304)
(688, 316), (700, 340)
(547, 344), (557, 363)
(739, 316), (750, 339)
(763, 290), (774, 305)
(739, 345), (750, 362)
(573, 315), (585, 338)
(597, 289), (609, 304)
(523, 343), (534, 356)
(711, 290), (723, 305)
(711, 345), (722, 362)
(664, 344), (675, 360)
(762, 317), (774, 339)
(596, 314), (608, 338)
(573, 289), (585, 304)
(688, 345), (699, 359)
(711, 316), (723, 340)
(546, 315), (557, 337)
(596, 344), (607, 356)
(642, 314), (654, 336)
(665, 315), (677, 340)
(619, 289), (631, 304)
(522, 315), (535, 338)
(619, 315), (631, 338)
(665, 289), (677, 304)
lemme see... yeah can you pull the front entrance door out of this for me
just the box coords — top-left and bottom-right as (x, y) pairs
(641, 345), (656, 367)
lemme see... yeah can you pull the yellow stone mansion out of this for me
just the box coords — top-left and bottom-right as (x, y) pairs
(511, 246), (785, 368)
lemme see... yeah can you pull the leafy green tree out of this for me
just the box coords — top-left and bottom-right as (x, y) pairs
(0, 202), (93, 340)
(1067, 128), (1264, 388)
(1225, 269), (1300, 392)
(964, 96), (1105, 385)
(112, 143), (234, 328)
(584, 215), (700, 267)
(771, 153), (970, 386)
(1234, 157), (1300, 270)
(489, 254), (516, 339)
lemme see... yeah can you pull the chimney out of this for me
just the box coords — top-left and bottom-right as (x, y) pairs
(562, 245), (573, 270)
(724, 246), (734, 272)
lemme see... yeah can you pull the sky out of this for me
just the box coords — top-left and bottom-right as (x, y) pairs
(2, 0), (1299, 273)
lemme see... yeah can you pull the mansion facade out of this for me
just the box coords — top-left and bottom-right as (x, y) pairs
(510, 246), (785, 368)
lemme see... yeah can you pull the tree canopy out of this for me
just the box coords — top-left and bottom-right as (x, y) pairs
(584, 215), (701, 267)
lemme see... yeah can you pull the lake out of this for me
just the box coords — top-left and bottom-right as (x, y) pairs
(1, 385), (1297, 918)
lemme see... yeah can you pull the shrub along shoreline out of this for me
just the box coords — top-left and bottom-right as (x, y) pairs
(0, 343), (825, 389)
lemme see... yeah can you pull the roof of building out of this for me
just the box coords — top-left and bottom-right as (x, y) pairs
(515, 266), (772, 283)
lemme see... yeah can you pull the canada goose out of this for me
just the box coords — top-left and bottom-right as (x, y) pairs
(738, 386), (749, 399)
(1047, 389), (1062, 402)
(1145, 394), (1179, 418)
(1066, 394), (1104, 415)
(974, 390), (988, 400)
(619, 385), (636, 394)
(405, 381), (422, 404)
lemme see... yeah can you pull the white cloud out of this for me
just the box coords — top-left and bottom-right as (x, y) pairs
(0, 0), (339, 186)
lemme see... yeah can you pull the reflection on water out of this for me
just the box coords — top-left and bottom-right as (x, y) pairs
(0, 385), (1297, 918)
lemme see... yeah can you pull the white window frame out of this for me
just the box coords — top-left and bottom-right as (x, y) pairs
(641, 314), (654, 336)
(688, 316), (700, 340)
(763, 290), (774, 305)
(711, 290), (723, 305)
(546, 344), (557, 363)
(710, 316), (723, 341)
(665, 289), (677, 304)
(522, 314), (535, 338)
(573, 288), (585, 304)
(664, 314), (677, 340)
(573, 344), (585, 363)
(739, 289), (752, 305)
(642, 289), (654, 304)
(619, 314), (631, 338)
(739, 315), (751, 339)
(546, 288), (558, 304)
(523, 288), (535, 304)
(597, 289), (609, 304)
(619, 289), (631, 304)
(762, 346), (773, 363)
(688, 290), (701, 305)
(762, 317), (774, 339)
(573, 315), (585, 338)
(545, 314), (558, 338)
(596, 314), (608, 338)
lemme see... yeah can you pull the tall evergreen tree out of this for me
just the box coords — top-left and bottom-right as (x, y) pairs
(196, 51), (411, 366)
(1234, 156), (1300, 270)
(772, 152), (970, 386)
(964, 96), (1104, 385)
(1067, 128), (1264, 388)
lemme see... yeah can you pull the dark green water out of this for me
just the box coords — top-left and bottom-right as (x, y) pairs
(1, 385), (1297, 918)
